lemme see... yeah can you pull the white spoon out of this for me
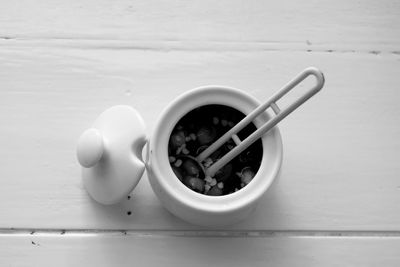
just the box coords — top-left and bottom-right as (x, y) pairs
(197, 67), (325, 177)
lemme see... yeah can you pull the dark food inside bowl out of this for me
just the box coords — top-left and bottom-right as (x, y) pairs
(168, 105), (262, 196)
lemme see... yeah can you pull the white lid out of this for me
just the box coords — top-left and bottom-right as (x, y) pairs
(76, 105), (147, 205)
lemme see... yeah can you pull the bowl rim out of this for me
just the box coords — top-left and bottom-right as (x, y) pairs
(148, 85), (283, 213)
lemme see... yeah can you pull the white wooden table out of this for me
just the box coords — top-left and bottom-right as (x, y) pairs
(1, 1), (400, 265)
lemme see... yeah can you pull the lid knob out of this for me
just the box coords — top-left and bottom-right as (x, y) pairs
(77, 128), (104, 168)
(76, 105), (147, 205)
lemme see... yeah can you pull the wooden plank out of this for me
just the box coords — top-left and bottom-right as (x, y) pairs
(1, 233), (400, 266)
(0, 0), (399, 52)
(0, 46), (399, 230)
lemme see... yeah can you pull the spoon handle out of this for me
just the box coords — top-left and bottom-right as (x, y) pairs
(202, 67), (325, 177)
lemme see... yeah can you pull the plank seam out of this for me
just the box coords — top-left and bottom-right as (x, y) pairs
(1, 229), (400, 238)
(1, 38), (400, 55)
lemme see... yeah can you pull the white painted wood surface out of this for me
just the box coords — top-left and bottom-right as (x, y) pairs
(2, 231), (400, 267)
(1, 0), (400, 265)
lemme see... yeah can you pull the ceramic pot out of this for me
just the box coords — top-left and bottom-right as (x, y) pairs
(146, 86), (282, 226)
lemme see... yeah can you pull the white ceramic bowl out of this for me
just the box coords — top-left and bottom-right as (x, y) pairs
(147, 86), (283, 227)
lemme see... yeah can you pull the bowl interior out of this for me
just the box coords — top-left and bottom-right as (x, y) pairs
(167, 104), (263, 196)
